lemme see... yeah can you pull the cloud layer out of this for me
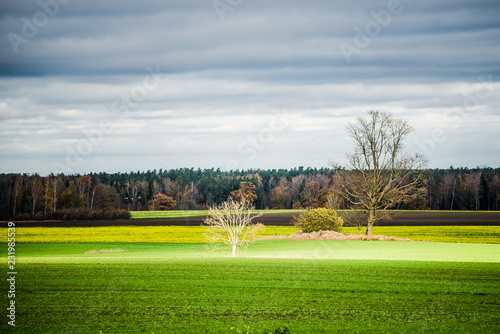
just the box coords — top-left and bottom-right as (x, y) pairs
(1, 0), (499, 174)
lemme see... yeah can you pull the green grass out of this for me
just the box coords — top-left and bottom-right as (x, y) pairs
(10, 240), (500, 263)
(4, 225), (499, 244)
(130, 209), (500, 219)
(130, 210), (210, 218)
(5, 242), (500, 333)
(3, 224), (500, 333)
(130, 210), (303, 219)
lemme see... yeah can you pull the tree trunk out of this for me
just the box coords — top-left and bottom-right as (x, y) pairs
(366, 209), (375, 236)
(231, 243), (237, 257)
(89, 187), (96, 211)
(366, 222), (373, 236)
(12, 196), (16, 219)
(53, 188), (57, 211)
(450, 180), (456, 210)
(44, 182), (48, 217)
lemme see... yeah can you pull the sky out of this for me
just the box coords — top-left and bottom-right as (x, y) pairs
(0, 0), (499, 175)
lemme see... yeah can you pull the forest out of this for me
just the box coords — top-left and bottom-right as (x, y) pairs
(0, 166), (499, 220)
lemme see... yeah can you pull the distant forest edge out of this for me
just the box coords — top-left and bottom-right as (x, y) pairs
(1, 166), (499, 221)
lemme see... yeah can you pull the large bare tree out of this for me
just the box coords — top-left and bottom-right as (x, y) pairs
(337, 111), (426, 235)
(203, 197), (265, 257)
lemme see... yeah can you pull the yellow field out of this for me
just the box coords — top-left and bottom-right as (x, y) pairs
(3, 225), (499, 243)
(3, 226), (298, 243)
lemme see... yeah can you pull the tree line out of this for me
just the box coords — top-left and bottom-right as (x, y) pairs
(0, 166), (499, 220)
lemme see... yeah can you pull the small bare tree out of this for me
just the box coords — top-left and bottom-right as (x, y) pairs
(203, 197), (265, 257)
(339, 210), (366, 234)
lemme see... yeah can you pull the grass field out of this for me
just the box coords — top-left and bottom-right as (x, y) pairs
(2, 225), (500, 333)
(4, 242), (500, 333)
(129, 209), (500, 219)
(130, 210), (303, 219)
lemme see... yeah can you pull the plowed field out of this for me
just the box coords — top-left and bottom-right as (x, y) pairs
(3, 211), (499, 227)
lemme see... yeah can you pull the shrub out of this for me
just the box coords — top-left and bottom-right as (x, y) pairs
(33, 212), (46, 220)
(14, 213), (32, 221)
(113, 209), (132, 220)
(292, 207), (343, 233)
(47, 209), (131, 221)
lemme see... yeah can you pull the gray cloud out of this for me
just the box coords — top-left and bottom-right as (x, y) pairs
(0, 0), (499, 174)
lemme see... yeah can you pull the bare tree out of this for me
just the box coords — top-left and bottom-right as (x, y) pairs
(27, 174), (43, 215)
(488, 175), (500, 211)
(52, 175), (65, 211)
(466, 172), (482, 211)
(75, 175), (92, 209)
(270, 177), (292, 209)
(93, 184), (121, 211)
(290, 174), (305, 207)
(336, 111), (426, 236)
(125, 180), (144, 210)
(203, 197), (265, 257)
(339, 209), (367, 234)
(42, 176), (55, 216)
(11, 175), (24, 218)
(441, 174), (457, 210)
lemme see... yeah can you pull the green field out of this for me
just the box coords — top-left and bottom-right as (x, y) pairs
(129, 209), (500, 219)
(4, 242), (500, 333)
(130, 210), (303, 219)
(2, 226), (500, 333)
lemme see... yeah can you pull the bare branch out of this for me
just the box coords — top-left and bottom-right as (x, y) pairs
(335, 110), (427, 236)
(203, 196), (265, 257)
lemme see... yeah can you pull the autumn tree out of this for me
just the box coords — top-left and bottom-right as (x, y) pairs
(59, 181), (76, 209)
(75, 175), (92, 209)
(163, 178), (180, 202)
(203, 197), (265, 257)
(42, 176), (56, 216)
(301, 175), (331, 208)
(290, 174), (305, 208)
(147, 193), (177, 211)
(270, 178), (292, 209)
(230, 181), (258, 205)
(93, 184), (120, 211)
(336, 111), (426, 236)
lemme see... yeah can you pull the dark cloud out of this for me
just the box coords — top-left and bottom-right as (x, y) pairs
(0, 0), (499, 174)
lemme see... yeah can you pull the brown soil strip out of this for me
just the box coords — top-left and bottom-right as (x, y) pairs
(1, 211), (499, 227)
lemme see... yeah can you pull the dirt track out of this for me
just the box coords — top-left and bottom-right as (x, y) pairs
(2, 211), (499, 227)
